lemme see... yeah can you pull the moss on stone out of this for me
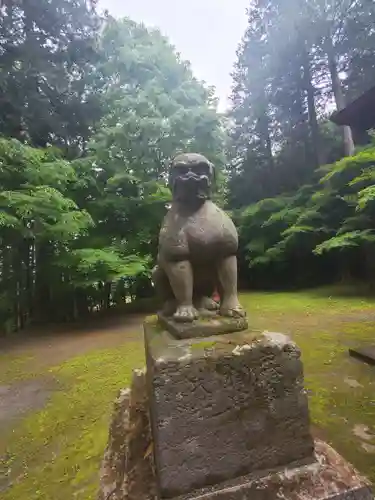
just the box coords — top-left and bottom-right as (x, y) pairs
(198, 316), (214, 323)
(189, 339), (218, 353)
(144, 314), (158, 325)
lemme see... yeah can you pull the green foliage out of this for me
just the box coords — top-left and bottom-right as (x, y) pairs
(358, 186), (375, 211)
(237, 145), (375, 284)
(0, 187), (93, 241)
(0, 140), (93, 243)
(0, 0), (104, 151)
(56, 249), (149, 288)
(0, 12), (226, 332)
(238, 195), (298, 268)
(314, 231), (375, 255)
(95, 17), (225, 180)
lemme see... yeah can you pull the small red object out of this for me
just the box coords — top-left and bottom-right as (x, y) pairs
(212, 290), (220, 302)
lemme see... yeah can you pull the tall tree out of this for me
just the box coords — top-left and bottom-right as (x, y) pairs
(228, 0), (375, 211)
(228, 0), (320, 207)
(228, 1), (277, 208)
(87, 16), (226, 278)
(0, 0), (104, 152)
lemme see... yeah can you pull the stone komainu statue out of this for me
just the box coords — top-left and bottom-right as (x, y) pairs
(153, 153), (246, 323)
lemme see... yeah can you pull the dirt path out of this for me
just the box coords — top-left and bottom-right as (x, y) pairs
(0, 314), (145, 424)
(0, 314), (144, 365)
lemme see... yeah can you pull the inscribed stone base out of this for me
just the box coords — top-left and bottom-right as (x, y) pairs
(349, 345), (375, 365)
(158, 312), (248, 339)
(144, 320), (315, 498)
(97, 369), (373, 500)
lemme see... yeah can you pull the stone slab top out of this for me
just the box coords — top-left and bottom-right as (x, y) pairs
(144, 316), (299, 366)
(157, 312), (249, 340)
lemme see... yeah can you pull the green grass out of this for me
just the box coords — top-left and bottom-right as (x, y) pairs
(0, 353), (41, 382)
(1, 343), (145, 500)
(1, 287), (375, 499)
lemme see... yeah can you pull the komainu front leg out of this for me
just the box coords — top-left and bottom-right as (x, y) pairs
(163, 260), (198, 322)
(217, 255), (246, 318)
(152, 265), (176, 316)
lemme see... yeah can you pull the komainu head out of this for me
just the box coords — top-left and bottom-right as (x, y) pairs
(169, 153), (215, 204)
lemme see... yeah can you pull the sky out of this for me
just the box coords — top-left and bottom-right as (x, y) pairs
(98, 0), (249, 110)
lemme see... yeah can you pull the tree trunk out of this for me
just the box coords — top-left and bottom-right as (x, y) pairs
(24, 240), (34, 326)
(257, 89), (274, 168)
(12, 245), (22, 330)
(105, 282), (111, 309)
(326, 38), (355, 157)
(301, 42), (321, 168)
(363, 244), (375, 291)
(35, 243), (52, 322)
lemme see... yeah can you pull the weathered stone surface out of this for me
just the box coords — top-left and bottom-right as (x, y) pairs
(158, 312), (248, 339)
(98, 369), (156, 500)
(98, 369), (373, 500)
(98, 388), (130, 500)
(175, 440), (373, 500)
(144, 321), (315, 498)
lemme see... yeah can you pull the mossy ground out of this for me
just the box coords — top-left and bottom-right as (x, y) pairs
(1, 286), (375, 499)
(0, 343), (145, 500)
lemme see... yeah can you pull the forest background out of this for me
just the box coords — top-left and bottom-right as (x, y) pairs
(1, 0), (375, 333)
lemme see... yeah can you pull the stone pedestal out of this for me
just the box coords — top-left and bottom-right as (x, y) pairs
(98, 368), (373, 500)
(98, 317), (373, 500)
(157, 313), (249, 339)
(144, 319), (315, 498)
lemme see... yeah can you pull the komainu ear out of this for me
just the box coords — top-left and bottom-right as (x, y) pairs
(166, 157), (173, 191)
(210, 162), (216, 188)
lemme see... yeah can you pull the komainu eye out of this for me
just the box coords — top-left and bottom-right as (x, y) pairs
(195, 163), (209, 176)
(175, 164), (189, 175)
